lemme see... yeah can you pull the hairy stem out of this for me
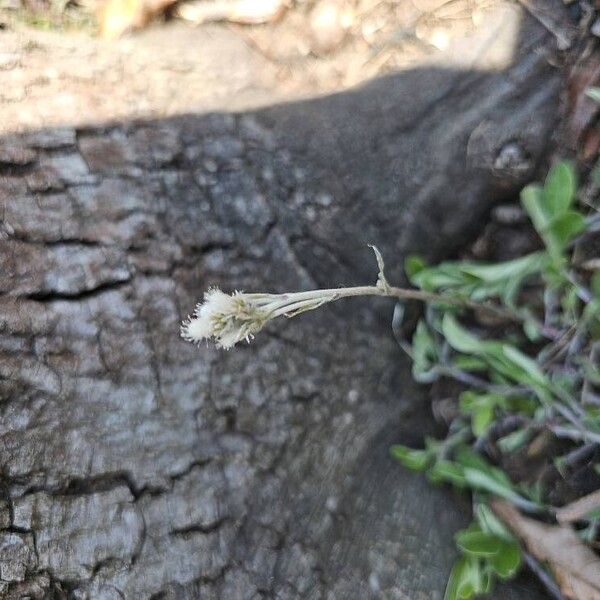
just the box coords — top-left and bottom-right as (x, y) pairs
(267, 284), (520, 323)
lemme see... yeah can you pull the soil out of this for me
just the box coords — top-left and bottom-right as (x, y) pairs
(0, 0), (524, 132)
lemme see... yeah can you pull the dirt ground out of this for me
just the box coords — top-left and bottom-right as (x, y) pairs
(0, 0), (517, 133)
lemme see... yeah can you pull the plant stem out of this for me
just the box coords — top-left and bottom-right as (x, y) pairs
(436, 365), (528, 396)
(549, 425), (600, 445)
(265, 284), (520, 322)
(522, 552), (566, 600)
(559, 443), (598, 469)
(439, 426), (471, 459)
(386, 285), (520, 322)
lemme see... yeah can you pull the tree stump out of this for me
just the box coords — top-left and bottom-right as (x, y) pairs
(0, 5), (563, 598)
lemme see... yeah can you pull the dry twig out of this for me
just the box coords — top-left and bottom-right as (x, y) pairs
(557, 490), (600, 525)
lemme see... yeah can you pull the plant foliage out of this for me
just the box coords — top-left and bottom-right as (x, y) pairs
(392, 160), (600, 598)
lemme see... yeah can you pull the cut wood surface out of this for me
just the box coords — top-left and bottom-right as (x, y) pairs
(0, 4), (564, 598)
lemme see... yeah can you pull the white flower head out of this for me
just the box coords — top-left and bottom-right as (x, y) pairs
(181, 288), (261, 349)
(181, 286), (340, 349)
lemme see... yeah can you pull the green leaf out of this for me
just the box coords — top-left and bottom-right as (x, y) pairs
(523, 317), (541, 342)
(411, 320), (438, 382)
(445, 335), (551, 401)
(488, 541), (521, 579)
(445, 557), (486, 600)
(463, 468), (521, 503)
(407, 251), (547, 309)
(428, 460), (467, 488)
(475, 504), (513, 541)
(479, 568), (494, 595)
(454, 446), (496, 472)
(472, 404), (494, 437)
(521, 183), (568, 261)
(455, 448), (527, 502)
(460, 392), (503, 437)
(544, 161), (576, 216)
(497, 429), (531, 453)
(459, 253), (544, 283)
(460, 558), (485, 598)
(445, 557), (473, 600)
(507, 395), (538, 415)
(411, 263), (467, 291)
(547, 210), (586, 247)
(501, 345), (548, 388)
(521, 184), (548, 234)
(442, 314), (483, 354)
(586, 87), (600, 103)
(390, 445), (431, 471)
(453, 355), (487, 371)
(459, 391), (490, 412)
(405, 255), (427, 279)
(456, 530), (503, 557)
(464, 253), (547, 307)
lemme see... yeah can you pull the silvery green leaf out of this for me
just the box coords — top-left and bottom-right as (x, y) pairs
(544, 161), (576, 216)
(442, 314), (483, 354)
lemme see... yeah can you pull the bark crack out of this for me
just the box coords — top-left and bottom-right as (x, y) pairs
(24, 278), (131, 303)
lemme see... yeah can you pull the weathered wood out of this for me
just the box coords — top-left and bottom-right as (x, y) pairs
(0, 7), (560, 599)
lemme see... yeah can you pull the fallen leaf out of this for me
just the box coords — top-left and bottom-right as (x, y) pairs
(557, 489), (600, 524)
(566, 52), (600, 162)
(492, 500), (600, 600)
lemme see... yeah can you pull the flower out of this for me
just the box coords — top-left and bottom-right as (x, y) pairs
(181, 288), (257, 349)
(181, 247), (392, 349)
(181, 287), (344, 349)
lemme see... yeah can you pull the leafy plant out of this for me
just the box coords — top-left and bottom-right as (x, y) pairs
(445, 523), (521, 600)
(392, 161), (600, 598)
